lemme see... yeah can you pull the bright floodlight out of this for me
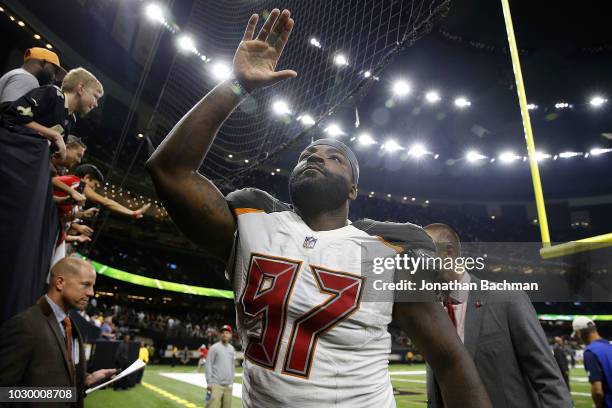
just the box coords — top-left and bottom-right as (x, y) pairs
(299, 114), (315, 126)
(211, 62), (231, 80)
(527, 103), (538, 110)
(177, 35), (196, 53)
(363, 71), (371, 78)
(408, 143), (427, 157)
(590, 96), (608, 107)
(357, 133), (376, 146)
(309, 38), (321, 48)
(425, 91), (441, 104)
(590, 147), (612, 156)
(382, 139), (403, 152)
(272, 100), (291, 115)
(466, 150), (486, 162)
(555, 102), (570, 109)
(499, 151), (519, 163)
(392, 80), (411, 97)
(324, 124), (344, 137)
(145, 3), (165, 23)
(454, 97), (471, 108)
(333, 54), (348, 66)
(534, 151), (551, 161)
(559, 151), (580, 159)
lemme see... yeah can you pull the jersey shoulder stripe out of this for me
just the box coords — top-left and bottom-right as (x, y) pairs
(352, 218), (436, 255)
(226, 187), (291, 215)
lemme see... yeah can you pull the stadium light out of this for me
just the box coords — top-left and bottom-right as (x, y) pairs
(382, 139), (403, 152)
(555, 102), (570, 109)
(425, 91), (441, 104)
(177, 35), (196, 53)
(408, 143), (427, 158)
(454, 97), (471, 108)
(298, 114), (316, 126)
(466, 150), (486, 162)
(559, 151), (580, 159)
(145, 3), (165, 24)
(333, 54), (348, 66)
(357, 133), (377, 146)
(534, 151), (551, 161)
(499, 151), (519, 163)
(590, 147), (612, 156)
(310, 38), (321, 48)
(272, 100), (291, 115)
(527, 103), (538, 110)
(589, 96), (608, 108)
(324, 123), (344, 137)
(210, 61), (231, 80)
(392, 80), (411, 97)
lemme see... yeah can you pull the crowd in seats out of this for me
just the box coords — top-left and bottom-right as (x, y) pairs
(79, 299), (239, 347)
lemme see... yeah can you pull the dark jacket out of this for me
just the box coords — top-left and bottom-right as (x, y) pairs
(427, 276), (572, 408)
(0, 297), (87, 407)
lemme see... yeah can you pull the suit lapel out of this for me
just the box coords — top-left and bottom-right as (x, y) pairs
(464, 276), (486, 357)
(38, 297), (74, 384)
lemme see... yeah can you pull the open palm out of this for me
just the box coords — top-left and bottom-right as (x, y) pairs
(233, 9), (297, 91)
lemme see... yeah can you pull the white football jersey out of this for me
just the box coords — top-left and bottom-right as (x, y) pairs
(226, 188), (434, 408)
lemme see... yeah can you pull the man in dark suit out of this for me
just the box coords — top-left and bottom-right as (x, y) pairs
(424, 223), (572, 408)
(0, 257), (115, 407)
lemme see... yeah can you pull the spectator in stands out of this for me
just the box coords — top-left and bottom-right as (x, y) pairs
(573, 316), (612, 408)
(100, 316), (115, 340)
(424, 223), (572, 408)
(553, 336), (571, 391)
(205, 325), (235, 408)
(0, 257), (116, 407)
(58, 164), (151, 219)
(0, 67), (103, 323)
(51, 135), (86, 177)
(0, 47), (66, 106)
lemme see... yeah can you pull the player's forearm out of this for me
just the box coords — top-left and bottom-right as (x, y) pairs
(394, 303), (491, 407)
(433, 350), (491, 407)
(52, 177), (76, 195)
(146, 79), (242, 177)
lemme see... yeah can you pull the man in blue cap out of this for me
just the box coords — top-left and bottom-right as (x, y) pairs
(573, 316), (612, 408)
(147, 8), (491, 408)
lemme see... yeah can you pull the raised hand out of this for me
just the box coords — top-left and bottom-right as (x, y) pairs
(233, 9), (297, 92)
(133, 203), (151, 219)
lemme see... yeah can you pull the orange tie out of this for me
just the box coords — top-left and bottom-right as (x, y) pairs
(62, 317), (76, 382)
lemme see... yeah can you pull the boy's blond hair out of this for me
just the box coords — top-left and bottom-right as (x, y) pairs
(61, 67), (103, 94)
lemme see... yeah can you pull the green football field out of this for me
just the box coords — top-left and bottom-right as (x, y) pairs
(86, 364), (593, 407)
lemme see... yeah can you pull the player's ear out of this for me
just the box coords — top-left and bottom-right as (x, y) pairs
(349, 185), (358, 200)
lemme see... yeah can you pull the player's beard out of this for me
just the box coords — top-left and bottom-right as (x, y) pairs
(288, 167), (350, 216)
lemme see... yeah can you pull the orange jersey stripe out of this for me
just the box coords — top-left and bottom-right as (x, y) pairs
(233, 207), (264, 216)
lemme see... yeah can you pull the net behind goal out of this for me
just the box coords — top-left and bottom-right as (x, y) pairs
(146, 0), (450, 189)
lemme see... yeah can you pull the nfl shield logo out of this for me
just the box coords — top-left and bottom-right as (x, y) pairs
(303, 236), (317, 249)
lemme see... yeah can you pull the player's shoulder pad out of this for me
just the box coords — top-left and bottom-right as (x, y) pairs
(225, 187), (291, 215)
(352, 218), (436, 254)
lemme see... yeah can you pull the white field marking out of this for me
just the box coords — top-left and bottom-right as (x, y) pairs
(391, 378), (427, 384)
(158, 372), (243, 398)
(389, 371), (427, 376)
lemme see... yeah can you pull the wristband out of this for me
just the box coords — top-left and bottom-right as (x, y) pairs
(229, 77), (251, 101)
